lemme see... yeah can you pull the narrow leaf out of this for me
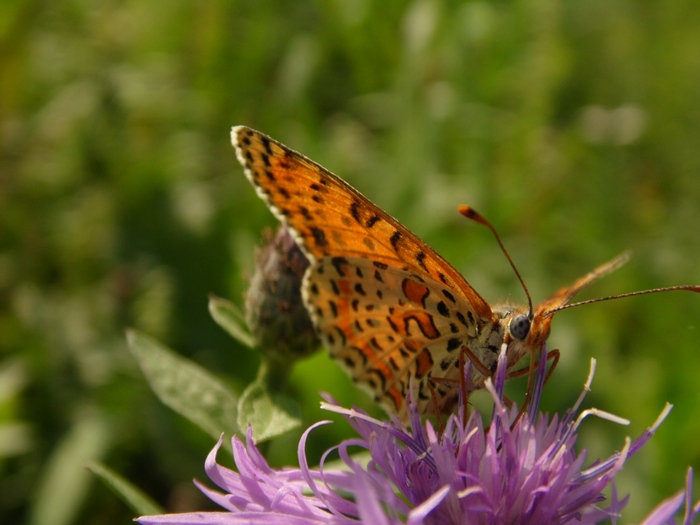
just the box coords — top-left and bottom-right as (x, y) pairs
(30, 411), (111, 525)
(87, 461), (164, 516)
(208, 295), (256, 348)
(126, 330), (239, 438)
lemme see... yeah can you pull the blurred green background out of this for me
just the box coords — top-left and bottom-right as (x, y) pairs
(2, 0), (700, 523)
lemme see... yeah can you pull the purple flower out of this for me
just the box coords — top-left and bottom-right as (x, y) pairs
(641, 468), (699, 525)
(136, 345), (697, 524)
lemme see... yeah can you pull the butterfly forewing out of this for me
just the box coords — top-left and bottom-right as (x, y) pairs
(232, 126), (493, 322)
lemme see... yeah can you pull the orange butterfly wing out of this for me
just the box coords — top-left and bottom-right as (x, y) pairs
(232, 126), (497, 414)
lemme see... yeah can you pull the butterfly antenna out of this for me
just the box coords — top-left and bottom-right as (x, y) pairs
(547, 285), (700, 314)
(458, 205), (533, 317)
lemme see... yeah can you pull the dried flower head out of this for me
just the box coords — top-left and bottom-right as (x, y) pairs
(245, 226), (319, 362)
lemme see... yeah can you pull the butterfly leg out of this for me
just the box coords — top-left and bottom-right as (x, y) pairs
(507, 348), (560, 383)
(427, 380), (446, 436)
(428, 345), (492, 393)
(509, 348), (560, 428)
(460, 345), (493, 378)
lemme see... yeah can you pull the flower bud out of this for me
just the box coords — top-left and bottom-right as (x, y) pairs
(245, 227), (319, 363)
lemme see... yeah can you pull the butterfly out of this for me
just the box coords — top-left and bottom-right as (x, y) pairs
(231, 125), (700, 419)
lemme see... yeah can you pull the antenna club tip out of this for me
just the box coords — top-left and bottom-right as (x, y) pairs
(457, 204), (474, 217)
(458, 205), (489, 226)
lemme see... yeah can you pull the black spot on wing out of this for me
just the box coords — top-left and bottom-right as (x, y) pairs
(387, 316), (399, 333)
(310, 227), (327, 247)
(348, 345), (367, 366)
(405, 314), (440, 339)
(442, 289), (456, 304)
(416, 251), (428, 271)
(330, 326), (346, 347)
(447, 338), (461, 352)
(261, 135), (273, 155)
(456, 312), (469, 328)
(331, 257), (348, 276)
(350, 201), (362, 224)
(366, 369), (386, 392)
(328, 300), (338, 318)
(389, 356), (400, 371)
(300, 206), (312, 220)
(390, 231), (402, 252)
(437, 301), (450, 318)
(366, 215), (380, 228)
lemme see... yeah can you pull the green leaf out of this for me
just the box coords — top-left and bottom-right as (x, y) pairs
(208, 295), (256, 348)
(237, 381), (302, 442)
(86, 461), (164, 517)
(30, 411), (111, 525)
(126, 330), (239, 438)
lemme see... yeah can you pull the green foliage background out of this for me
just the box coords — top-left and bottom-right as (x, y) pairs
(2, 0), (700, 523)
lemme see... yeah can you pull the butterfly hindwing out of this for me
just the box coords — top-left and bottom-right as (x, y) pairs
(303, 256), (500, 415)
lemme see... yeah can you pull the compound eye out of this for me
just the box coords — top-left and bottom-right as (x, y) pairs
(509, 313), (531, 340)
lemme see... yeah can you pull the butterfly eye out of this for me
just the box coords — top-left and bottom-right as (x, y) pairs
(509, 313), (531, 340)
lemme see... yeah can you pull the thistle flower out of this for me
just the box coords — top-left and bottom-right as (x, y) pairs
(136, 345), (698, 524)
(641, 468), (699, 525)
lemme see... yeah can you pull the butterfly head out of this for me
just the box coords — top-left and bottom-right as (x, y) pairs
(493, 304), (553, 369)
